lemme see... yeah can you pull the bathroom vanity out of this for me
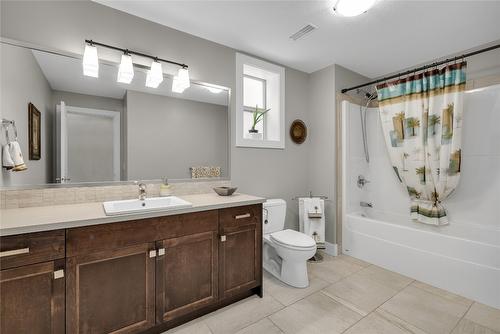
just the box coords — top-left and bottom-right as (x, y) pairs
(0, 194), (264, 334)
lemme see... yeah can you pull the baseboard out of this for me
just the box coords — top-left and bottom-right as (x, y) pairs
(323, 242), (338, 256)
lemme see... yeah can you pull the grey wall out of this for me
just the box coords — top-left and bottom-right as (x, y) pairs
(0, 43), (53, 186)
(307, 65), (336, 243)
(125, 90), (228, 180)
(306, 64), (370, 244)
(0, 0), (311, 229)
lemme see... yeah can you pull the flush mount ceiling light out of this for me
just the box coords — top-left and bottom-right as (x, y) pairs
(82, 39), (189, 91)
(117, 52), (134, 84)
(82, 43), (99, 78)
(333, 0), (377, 17)
(172, 67), (190, 93)
(146, 60), (164, 88)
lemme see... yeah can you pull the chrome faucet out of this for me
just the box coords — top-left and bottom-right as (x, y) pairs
(138, 182), (147, 200)
(360, 201), (373, 208)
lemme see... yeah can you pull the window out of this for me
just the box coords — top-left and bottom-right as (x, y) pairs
(236, 53), (285, 149)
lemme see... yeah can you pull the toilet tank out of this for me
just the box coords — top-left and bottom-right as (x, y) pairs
(263, 199), (286, 234)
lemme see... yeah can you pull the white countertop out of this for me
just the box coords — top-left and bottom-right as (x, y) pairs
(0, 193), (265, 236)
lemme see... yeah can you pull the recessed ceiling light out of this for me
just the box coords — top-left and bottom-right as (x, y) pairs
(333, 0), (377, 17)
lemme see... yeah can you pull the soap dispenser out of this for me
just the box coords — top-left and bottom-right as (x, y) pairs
(159, 177), (173, 197)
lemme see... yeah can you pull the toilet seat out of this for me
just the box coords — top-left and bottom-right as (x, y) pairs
(270, 229), (316, 251)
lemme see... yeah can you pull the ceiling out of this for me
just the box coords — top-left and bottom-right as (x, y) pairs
(95, 0), (500, 78)
(32, 50), (229, 105)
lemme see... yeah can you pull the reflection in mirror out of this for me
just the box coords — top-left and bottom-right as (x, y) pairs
(0, 42), (229, 187)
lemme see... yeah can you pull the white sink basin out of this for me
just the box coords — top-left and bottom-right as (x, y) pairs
(103, 196), (193, 216)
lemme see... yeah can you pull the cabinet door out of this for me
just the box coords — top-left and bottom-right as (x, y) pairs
(66, 243), (156, 334)
(1, 261), (65, 334)
(219, 205), (262, 299)
(156, 231), (218, 322)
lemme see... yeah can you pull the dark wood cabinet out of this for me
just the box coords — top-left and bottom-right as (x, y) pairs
(66, 243), (156, 334)
(2, 204), (262, 334)
(219, 205), (262, 299)
(0, 260), (65, 334)
(156, 230), (219, 322)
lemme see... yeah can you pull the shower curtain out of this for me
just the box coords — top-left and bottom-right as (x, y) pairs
(376, 62), (466, 225)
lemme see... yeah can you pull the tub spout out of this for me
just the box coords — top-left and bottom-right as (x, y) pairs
(360, 201), (373, 208)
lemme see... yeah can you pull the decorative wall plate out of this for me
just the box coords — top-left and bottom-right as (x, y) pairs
(290, 119), (307, 144)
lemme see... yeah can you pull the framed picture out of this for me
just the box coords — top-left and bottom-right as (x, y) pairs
(28, 102), (41, 160)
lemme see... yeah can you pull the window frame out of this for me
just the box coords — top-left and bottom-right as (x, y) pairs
(236, 53), (285, 149)
(243, 74), (267, 137)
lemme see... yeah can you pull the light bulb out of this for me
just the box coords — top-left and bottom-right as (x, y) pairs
(145, 61), (163, 88)
(171, 67), (190, 93)
(117, 53), (134, 84)
(82, 44), (98, 78)
(333, 0), (377, 17)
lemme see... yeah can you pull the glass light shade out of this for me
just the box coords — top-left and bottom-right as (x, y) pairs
(82, 44), (99, 78)
(171, 68), (190, 93)
(117, 54), (134, 84)
(334, 0), (377, 17)
(172, 76), (187, 93)
(145, 61), (163, 88)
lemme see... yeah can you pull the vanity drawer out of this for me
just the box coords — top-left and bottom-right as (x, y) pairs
(0, 230), (66, 270)
(219, 205), (262, 229)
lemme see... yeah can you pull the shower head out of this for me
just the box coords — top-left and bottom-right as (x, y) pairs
(366, 92), (378, 100)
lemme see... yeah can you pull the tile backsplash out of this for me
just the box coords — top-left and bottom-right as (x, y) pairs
(0, 180), (231, 209)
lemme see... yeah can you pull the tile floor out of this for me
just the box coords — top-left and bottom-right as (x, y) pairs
(163, 253), (500, 334)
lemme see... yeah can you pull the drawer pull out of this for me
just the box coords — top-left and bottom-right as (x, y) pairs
(235, 213), (251, 220)
(158, 248), (165, 256)
(0, 247), (30, 258)
(220, 235), (226, 242)
(149, 250), (157, 258)
(54, 269), (64, 279)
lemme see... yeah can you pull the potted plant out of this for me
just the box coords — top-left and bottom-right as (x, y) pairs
(248, 105), (270, 140)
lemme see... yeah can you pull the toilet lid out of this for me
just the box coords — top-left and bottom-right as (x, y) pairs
(270, 229), (316, 249)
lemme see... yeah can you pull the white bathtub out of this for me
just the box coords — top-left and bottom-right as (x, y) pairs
(343, 211), (500, 309)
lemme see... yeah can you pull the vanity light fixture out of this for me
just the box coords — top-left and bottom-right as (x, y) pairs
(82, 43), (99, 78)
(172, 67), (190, 93)
(333, 0), (377, 17)
(117, 52), (134, 84)
(145, 60), (163, 88)
(82, 39), (189, 91)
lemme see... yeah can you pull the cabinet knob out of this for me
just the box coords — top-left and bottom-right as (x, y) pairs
(158, 248), (165, 256)
(149, 250), (157, 258)
(54, 269), (64, 279)
(220, 235), (226, 242)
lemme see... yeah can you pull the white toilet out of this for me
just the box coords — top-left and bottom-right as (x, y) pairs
(263, 199), (317, 288)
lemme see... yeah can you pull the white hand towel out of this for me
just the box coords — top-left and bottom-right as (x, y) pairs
(9, 141), (27, 171)
(2, 143), (14, 170)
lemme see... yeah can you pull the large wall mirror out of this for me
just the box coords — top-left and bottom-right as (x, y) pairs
(0, 40), (230, 188)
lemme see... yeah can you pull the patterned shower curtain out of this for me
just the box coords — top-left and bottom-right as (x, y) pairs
(376, 62), (466, 225)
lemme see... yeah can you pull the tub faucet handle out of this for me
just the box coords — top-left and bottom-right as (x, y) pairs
(357, 175), (370, 189)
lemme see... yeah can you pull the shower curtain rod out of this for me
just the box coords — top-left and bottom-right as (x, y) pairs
(341, 43), (500, 94)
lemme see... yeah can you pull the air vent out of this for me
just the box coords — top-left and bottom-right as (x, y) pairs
(289, 24), (318, 41)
